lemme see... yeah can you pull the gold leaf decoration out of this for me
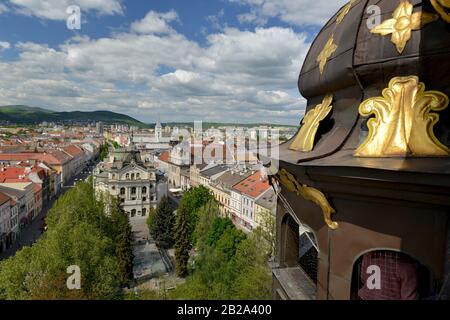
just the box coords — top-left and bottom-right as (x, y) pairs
(371, 1), (438, 54)
(336, 0), (357, 25)
(316, 35), (337, 74)
(355, 76), (450, 157)
(276, 168), (338, 230)
(290, 94), (333, 152)
(431, 0), (450, 22)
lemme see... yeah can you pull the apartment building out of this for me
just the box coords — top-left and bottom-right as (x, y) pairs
(232, 171), (271, 232)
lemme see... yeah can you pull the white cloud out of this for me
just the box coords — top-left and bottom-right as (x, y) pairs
(0, 10), (309, 124)
(8, 0), (123, 20)
(131, 10), (179, 35)
(0, 42), (11, 51)
(0, 3), (9, 14)
(230, 0), (348, 26)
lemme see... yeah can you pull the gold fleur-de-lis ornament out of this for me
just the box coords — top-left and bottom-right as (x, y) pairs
(290, 94), (333, 152)
(431, 0), (450, 22)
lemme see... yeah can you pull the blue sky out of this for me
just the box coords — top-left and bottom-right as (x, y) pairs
(0, 0), (347, 124)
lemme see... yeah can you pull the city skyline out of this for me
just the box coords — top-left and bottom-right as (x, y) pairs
(0, 0), (348, 125)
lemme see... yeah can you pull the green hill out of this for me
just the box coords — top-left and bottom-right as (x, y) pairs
(0, 105), (146, 127)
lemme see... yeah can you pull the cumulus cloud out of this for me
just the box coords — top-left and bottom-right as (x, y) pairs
(230, 0), (348, 26)
(131, 10), (179, 35)
(8, 0), (123, 20)
(0, 41), (10, 51)
(0, 10), (310, 124)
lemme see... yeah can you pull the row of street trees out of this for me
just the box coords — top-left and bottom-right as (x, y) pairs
(170, 199), (273, 299)
(0, 179), (133, 300)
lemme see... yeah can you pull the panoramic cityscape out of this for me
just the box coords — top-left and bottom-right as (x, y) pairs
(1, 0), (450, 311)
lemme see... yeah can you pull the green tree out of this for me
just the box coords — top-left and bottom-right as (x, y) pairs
(146, 207), (156, 231)
(174, 204), (192, 278)
(0, 180), (128, 300)
(174, 186), (214, 277)
(170, 205), (272, 300)
(99, 143), (109, 161)
(151, 197), (175, 249)
(252, 210), (276, 259)
(110, 198), (134, 287)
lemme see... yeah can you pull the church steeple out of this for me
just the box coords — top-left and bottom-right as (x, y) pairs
(155, 116), (162, 142)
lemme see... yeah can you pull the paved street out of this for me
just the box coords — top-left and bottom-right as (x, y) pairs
(0, 162), (97, 260)
(131, 217), (167, 283)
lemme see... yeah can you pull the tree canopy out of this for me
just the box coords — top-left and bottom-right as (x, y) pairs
(0, 181), (133, 300)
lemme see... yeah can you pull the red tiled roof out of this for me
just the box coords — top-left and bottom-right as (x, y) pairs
(0, 152), (70, 165)
(62, 145), (84, 158)
(159, 151), (170, 163)
(233, 171), (270, 198)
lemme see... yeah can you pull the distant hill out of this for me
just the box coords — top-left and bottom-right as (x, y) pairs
(0, 105), (146, 127)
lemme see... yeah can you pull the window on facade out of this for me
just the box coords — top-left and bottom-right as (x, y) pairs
(131, 187), (136, 195)
(143, 197), (147, 202)
(131, 209), (136, 217)
(142, 187), (147, 194)
(136, 173), (140, 179)
(120, 187), (125, 195)
(131, 173), (135, 180)
(126, 173), (130, 179)
(142, 208), (147, 216)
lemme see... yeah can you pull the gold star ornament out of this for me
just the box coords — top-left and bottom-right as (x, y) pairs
(371, 1), (438, 54)
(336, 0), (357, 25)
(316, 36), (337, 75)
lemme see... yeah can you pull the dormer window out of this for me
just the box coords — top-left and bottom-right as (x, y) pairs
(126, 173), (130, 180)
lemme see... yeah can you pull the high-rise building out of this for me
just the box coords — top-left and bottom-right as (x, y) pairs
(96, 121), (104, 135)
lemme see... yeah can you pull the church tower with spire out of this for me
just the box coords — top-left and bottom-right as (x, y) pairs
(155, 116), (162, 142)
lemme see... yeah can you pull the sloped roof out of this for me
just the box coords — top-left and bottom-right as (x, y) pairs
(232, 171), (270, 199)
(0, 191), (11, 206)
(62, 144), (84, 158)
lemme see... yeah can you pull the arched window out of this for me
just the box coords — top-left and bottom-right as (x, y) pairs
(131, 187), (136, 195)
(136, 173), (140, 179)
(351, 250), (434, 300)
(131, 209), (136, 217)
(280, 213), (319, 285)
(125, 173), (130, 180)
(131, 173), (135, 180)
(120, 187), (125, 195)
(142, 208), (147, 216)
(142, 187), (147, 194)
